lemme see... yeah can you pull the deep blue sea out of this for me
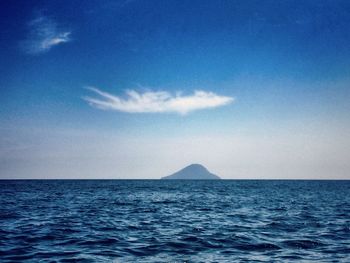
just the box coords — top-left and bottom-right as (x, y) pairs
(0, 180), (349, 262)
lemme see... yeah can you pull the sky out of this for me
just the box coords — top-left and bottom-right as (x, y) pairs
(1, 0), (350, 179)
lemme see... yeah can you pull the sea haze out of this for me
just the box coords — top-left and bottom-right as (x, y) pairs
(0, 180), (349, 262)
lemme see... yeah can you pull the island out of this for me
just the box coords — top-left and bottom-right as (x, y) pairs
(161, 164), (221, 180)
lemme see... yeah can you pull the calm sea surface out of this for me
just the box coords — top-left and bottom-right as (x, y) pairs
(0, 180), (349, 262)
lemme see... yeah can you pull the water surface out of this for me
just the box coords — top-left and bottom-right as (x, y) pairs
(0, 180), (349, 262)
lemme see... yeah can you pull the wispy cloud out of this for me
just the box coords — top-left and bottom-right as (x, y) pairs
(84, 87), (234, 115)
(22, 15), (71, 54)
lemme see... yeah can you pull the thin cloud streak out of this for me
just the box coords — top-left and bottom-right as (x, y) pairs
(84, 87), (234, 114)
(22, 15), (71, 54)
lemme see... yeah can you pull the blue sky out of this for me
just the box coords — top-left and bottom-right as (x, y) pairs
(1, 0), (350, 179)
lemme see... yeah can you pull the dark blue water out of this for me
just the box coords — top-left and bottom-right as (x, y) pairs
(0, 180), (349, 262)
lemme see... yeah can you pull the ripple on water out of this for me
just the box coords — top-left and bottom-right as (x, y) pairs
(282, 239), (325, 249)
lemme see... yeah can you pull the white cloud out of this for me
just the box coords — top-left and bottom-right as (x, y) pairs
(84, 87), (234, 114)
(22, 15), (71, 54)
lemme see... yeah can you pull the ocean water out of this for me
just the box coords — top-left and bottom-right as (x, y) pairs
(0, 180), (349, 262)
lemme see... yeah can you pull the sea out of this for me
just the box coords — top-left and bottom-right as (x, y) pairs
(0, 180), (349, 262)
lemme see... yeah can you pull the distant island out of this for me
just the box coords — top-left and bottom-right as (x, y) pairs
(161, 164), (221, 180)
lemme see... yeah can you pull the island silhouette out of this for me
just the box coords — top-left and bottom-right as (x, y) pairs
(161, 164), (221, 180)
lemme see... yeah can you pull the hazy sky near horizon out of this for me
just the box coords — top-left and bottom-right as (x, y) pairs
(1, 0), (350, 179)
